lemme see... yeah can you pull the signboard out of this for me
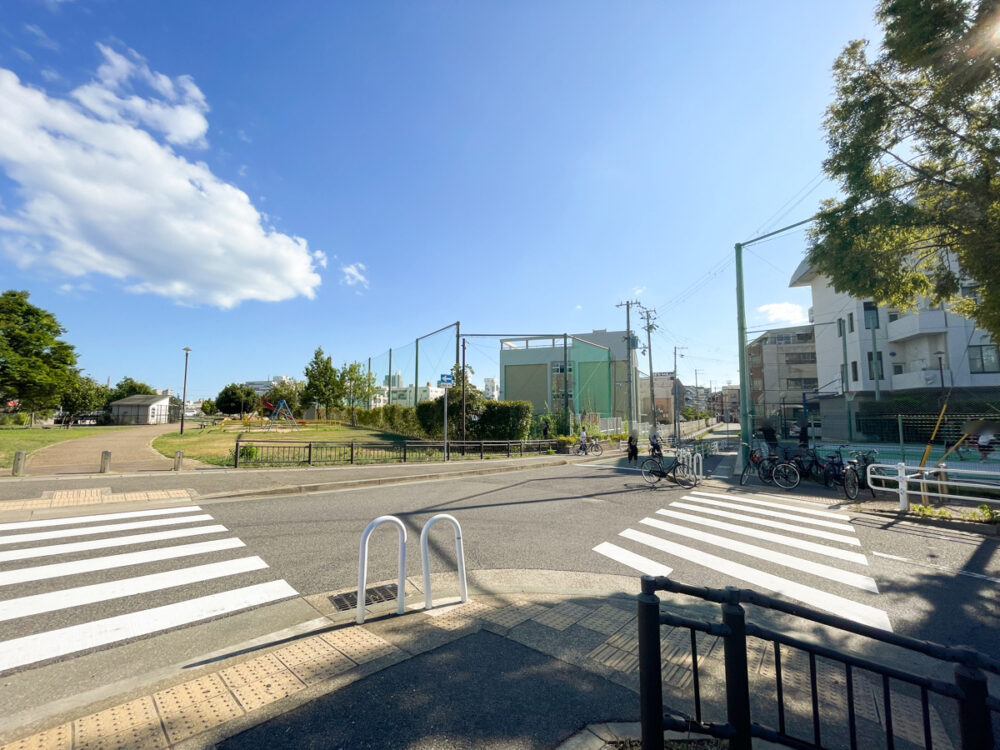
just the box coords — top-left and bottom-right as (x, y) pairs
(439, 373), (454, 388)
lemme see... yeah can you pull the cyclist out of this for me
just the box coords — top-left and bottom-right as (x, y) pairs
(627, 430), (639, 466)
(649, 430), (663, 459)
(579, 426), (589, 455)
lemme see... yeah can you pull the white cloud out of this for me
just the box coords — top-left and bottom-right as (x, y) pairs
(0, 48), (325, 308)
(237, 164), (248, 177)
(340, 263), (369, 289)
(237, 129), (251, 143)
(40, 68), (61, 82)
(574, 304), (582, 311)
(757, 302), (809, 325)
(634, 286), (646, 296)
(24, 24), (59, 51)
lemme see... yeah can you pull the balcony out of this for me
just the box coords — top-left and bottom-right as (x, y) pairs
(891, 369), (942, 390)
(887, 310), (948, 342)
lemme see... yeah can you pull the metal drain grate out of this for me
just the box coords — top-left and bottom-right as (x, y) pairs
(329, 584), (399, 612)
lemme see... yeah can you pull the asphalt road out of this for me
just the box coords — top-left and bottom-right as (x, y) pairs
(2, 458), (999, 739)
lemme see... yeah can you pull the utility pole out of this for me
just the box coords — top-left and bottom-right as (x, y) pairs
(461, 338), (467, 441)
(617, 301), (639, 429)
(673, 346), (687, 443)
(693, 369), (702, 415)
(638, 306), (657, 429)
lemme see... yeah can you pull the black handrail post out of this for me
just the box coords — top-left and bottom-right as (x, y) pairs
(234, 436), (240, 468)
(480, 441), (484, 460)
(308, 442), (313, 466)
(637, 579), (663, 750)
(403, 442), (407, 463)
(956, 665), (993, 750)
(351, 441), (355, 464)
(721, 598), (752, 750)
(507, 442), (511, 458)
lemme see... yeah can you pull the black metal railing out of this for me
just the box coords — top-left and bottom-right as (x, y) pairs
(232, 438), (559, 467)
(638, 576), (998, 750)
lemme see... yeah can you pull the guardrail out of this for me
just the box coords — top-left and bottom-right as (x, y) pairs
(867, 462), (1000, 511)
(233, 438), (559, 467)
(638, 576), (999, 750)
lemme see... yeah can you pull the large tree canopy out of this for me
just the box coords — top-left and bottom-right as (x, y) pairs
(0, 290), (77, 415)
(302, 347), (342, 417)
(809, 0), (1000, 338)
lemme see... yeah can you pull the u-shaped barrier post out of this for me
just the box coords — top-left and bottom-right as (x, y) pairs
(420, 513), (468, 611)
(357, 515), (407, 624)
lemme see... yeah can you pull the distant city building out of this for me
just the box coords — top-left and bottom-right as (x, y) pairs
(244, 375), (295, 396)
(482, 377), (499, 400)
(747, 324), (817, 433)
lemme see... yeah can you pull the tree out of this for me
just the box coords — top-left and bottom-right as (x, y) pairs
(264, 379), (305, 419)
(201, 399), (218, 416)
(216, 383), (257, 417)
(809, 0), (1000, 339)
(0, 290), (77, 423)
(302, 347), (342, 419)
(60, 373), (109, 427)
(339, 362), (376, 426)
(106, 376), (155, 407)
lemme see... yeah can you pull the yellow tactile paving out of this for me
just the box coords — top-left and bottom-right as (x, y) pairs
(271, 635), (347, 668)
(151, 674), (228, 715)
(286, 653), (356, 685)
(532, 601), (593, 631)
(74, 726), (168, 750)
(218, 653), (289, 688)
(479, 602), (549, 629)
(320, 627), (398, 664)
(73, 697), (162, 747)
(0, 723), (71, 750)
(423, 599), (493, 631)
(227, 669), (306, 713)
(157, 693), (244, 746)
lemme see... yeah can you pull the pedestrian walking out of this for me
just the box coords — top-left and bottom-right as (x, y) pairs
(627, 430), (639, 466)
(579, 426), (589, 455)
(979, 429), (996, 461)
(542, 420), (549, 440)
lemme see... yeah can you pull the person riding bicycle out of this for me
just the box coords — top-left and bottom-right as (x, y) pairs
(649, 430), (663, 459)
(627, 430), (639, 466)
(579, 426), (589, 455)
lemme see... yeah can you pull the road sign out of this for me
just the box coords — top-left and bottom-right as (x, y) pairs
(439, 373), (454, 388)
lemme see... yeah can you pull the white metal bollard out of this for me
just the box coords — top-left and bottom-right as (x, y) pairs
(12, 451), (25, 476)
(420, 514), (468, 611)
(896, 462), (909, 511)
(356, 515), (407, 624)
(173, 450), (184, 471)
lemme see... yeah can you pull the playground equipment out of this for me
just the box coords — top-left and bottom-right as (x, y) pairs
(264, 399), (299, 431)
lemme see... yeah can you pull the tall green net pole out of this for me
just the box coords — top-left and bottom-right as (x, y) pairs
(563, 334), (569, 434)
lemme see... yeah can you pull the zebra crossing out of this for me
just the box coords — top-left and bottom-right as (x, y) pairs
(0, 505), (298, 673)
(594, 488), (892, 632)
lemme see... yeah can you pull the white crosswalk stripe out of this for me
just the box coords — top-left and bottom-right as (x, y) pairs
(591, 487), (892, 631)
(0, 505), (298, 672)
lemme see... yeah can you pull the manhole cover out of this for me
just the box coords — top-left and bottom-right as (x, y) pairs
(329, 584), (398, 612)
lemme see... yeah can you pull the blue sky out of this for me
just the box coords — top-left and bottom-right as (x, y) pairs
(0, 1), (880, 401)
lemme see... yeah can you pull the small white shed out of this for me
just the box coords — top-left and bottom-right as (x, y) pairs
(109, 394), (171, 425)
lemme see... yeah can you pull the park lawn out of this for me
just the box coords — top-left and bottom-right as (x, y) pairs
(153, 424), (407, 466)
(0, 426), (128, 468)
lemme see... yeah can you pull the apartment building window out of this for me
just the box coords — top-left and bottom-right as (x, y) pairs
(867, 351), (885, 379)
(851, 361), (859, 381)
(962, 285), (982, 303)
(838, 318), (844, 337)
(785, 378), (819, 389)
(893, 363), (904, 375)
(841, 363), (847, 386)
(969, 344), (1000, 373)
(888, 310), (900, 322)
(863, 301), (879, 329)
(551, 362), (573, 374)
(785, 352), (817, 364)
(848, 313), (854, 333)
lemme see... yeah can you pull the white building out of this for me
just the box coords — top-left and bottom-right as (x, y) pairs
(244, 375), (295, 396)
(482, 377), (500, 400)
(790, 258), (1000, 438)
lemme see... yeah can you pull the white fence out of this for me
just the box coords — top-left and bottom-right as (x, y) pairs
(867, 463), (1000, 511)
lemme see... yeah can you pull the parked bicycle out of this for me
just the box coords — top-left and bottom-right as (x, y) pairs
(573, 437), (603, 457)
(848, 448), (884, 498)
(739, 446), (800, 490)
(822, 444), (861, 499)
(788, 447), (827, 485)
(641, 451), (697, 488)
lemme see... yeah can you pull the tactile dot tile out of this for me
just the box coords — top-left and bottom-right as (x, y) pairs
(578, 604), (635, 635)
(158, 693), (244, 745)
(229, 668), (306, 712)
(321, 627), (397, 664)
(219, 653), (290, 688)
(531, 602), (594, 631)
(73, 697), (161, 744)
(75, 726), (169, 750)
(273, 635), (352, 669)
(152, 674), (228, 715)
(0, 724), (72, 750)
(478, 602), (549, 629)
(289, 653), (356, 685)
(424, 601), (493, 631)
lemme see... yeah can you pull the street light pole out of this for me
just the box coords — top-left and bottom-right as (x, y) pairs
(180, 347), (191, 435)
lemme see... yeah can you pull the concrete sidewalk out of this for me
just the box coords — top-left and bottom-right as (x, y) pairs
(0, 568), (961, 750)
(23, 424), (206, 476)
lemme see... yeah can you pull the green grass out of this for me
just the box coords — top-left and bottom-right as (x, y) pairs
(0, 426), (128, 468)
(152, 423), (407, 466)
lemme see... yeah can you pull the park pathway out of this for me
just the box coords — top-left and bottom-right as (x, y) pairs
(24, 424), (206, 475)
